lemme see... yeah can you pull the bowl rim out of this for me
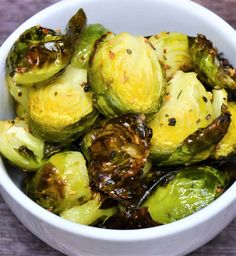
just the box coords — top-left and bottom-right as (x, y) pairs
(0, 0), (236, 242)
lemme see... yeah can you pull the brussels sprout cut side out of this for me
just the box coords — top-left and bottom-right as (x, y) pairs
(25, 151), (92, 213)
(28, 65), (98, 143)
(88, 32), (165, 118)
(148, 70), (230, 165)
(149, 32), (193, 80)
(0, 118), (45, 170)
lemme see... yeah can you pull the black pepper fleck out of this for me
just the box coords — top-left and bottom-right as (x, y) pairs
(196, 118), (201, 124)
(202, 96), (208, 102)
(205, 114), (211, 120)
(18, 91), (22, 97)
(126, 49), (132, 55)
(168, 118), (176, 126)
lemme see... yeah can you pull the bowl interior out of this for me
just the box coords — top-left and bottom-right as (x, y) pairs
(0, 0), (235, 240)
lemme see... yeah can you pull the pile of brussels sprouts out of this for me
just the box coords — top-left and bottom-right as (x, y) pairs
(0, 9), (236, 229)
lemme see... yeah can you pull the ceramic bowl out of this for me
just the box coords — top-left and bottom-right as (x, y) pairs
(0, 0), (235, 255)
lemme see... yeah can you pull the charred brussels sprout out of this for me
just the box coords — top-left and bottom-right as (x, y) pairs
(60, 193), (117, 226)
(213, 102), (236, 159)
(71, 24), (109, 69)
(149, 32), (193, 80)
(6, 26), (70, 85)
(149, 71), (215, 163)
(0, 118), (45, 170)
(25, 151), (91, 213)
(81, 114), (152, 201)
(88, 32), (165, 118)
(28, 65), (98, 143)
(103, 207), (158, 229)
(6, 8), (87, 85)
(189, 34), (236, 90)
(143, 165), (228, 224)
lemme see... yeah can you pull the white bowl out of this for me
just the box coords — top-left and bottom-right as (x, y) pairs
(0, 0), (235, 255)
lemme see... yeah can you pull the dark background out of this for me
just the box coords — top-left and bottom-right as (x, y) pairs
(0, 0), (235, 255)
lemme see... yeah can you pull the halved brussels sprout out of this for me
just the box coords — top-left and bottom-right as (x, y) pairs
(6, 26), (70, 85)
(24, 151), (91, 213)
(189, 34), (236, 90)
(71, 24), (109, 69)
(149, 32), (193, 80)
(6, 9), (87, 85)
(213, 102), (236, 159)
(149, 71), (214, 161)
(143, 165), (228, 224)
(81, 113), (152, 201)
(60, 193), (117, 226)
(0, 118), (45, 170)
(28, 65), (98, 143)
(88, 32), (165, 118)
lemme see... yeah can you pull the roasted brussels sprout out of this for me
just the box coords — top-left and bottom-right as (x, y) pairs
(149, 70), (215, 163)
(71, 24), (109, 69)
(189, 34), (236, 90)
(28, 65), (98, 143)
(0, 118), (45, 170)
(6, 9), (87, 85)
(25, 151), (91, 213)
(88, 32), (165, 118)
(60, 193), (117, 226)
(149, 32), (193, 80)
(143, 165), (229, 224)
(6, 26), (70, 85)
(213, 102), (236, 159)
(81, 114), (152, 201)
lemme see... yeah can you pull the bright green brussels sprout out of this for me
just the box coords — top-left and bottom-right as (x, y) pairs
(189, 34), (236, 90)
(149, 32), (193, 80)
(0, 118), (45, 170)
(149, 70), (214, 161)
(60, 193), (117, 226)
(6, 9), (87, 86)
(71, 24), (109, 69)
(143, 165), (228, 224)
(88, 32), (165, 118)
(6, 76), (30, 118)
(213, 102), (236, 159)
(28, 65), (98, 143)
(81, 113), (152, 201)
(25, 151), (91, 213)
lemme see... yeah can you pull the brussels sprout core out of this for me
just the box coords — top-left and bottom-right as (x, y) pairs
(88, 32), (165, 118)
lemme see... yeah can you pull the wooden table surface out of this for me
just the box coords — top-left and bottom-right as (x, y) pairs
(0, 0), (235, 255)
